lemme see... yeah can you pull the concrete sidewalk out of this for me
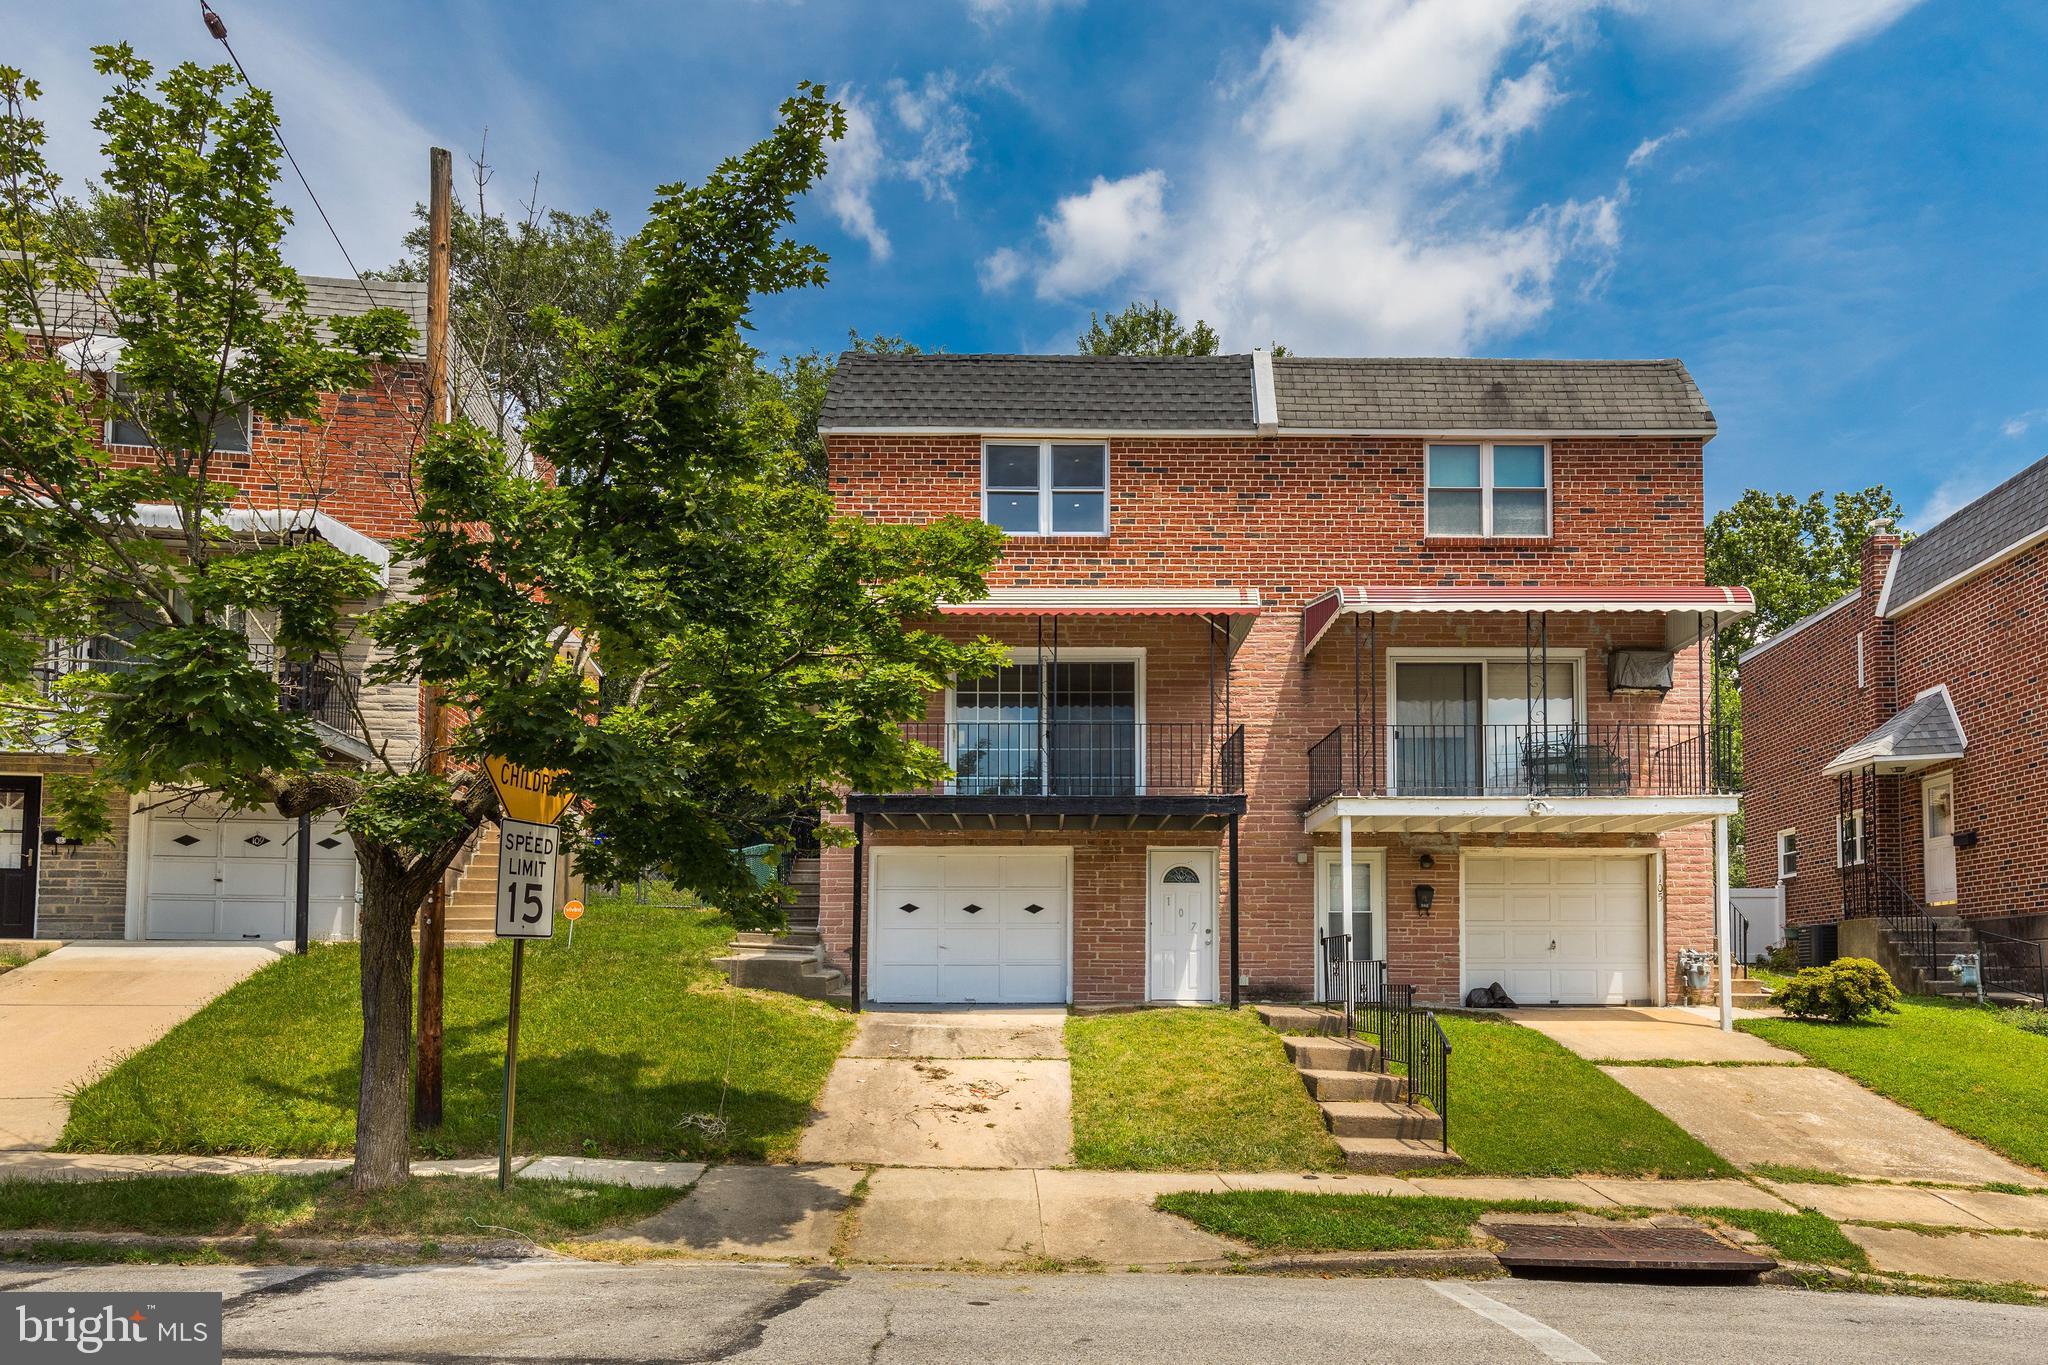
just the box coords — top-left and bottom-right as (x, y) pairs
(0, 942), (283, 1149)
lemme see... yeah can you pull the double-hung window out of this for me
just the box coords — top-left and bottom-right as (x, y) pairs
(983, 441), (1108, 536)
(1837, 811), (1867, 868)
(107, 372), (251, 454)
(1425, 442), (1549, 537)
(1777, 829), (1798, 881)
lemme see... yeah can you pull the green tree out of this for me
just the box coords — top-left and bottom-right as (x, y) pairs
(746, 330), (920, 479)
(1075, 299), (1287, 357)
(1, 60), (1001, 1190)
(373, 154), (644, 439)
(1706, 485), (1907, 670)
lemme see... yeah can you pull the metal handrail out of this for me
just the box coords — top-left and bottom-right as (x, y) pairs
(1852, 863), (1941, 976)
(883, 720), (1243, 797)
(1304, 721), (1740, 803)
(1979, 929), (2048, 1006)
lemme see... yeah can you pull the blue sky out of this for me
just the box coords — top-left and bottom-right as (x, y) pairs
(17, 1), (2047, 523)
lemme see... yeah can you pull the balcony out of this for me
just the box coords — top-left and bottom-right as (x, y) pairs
(1305, 722), (1738, 836)
(849, 721), (1247, 832)
(33, 638), (375, 761)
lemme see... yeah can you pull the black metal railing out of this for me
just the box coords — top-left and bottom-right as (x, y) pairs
(1849, 863), (1940, 972)
(35, 637), (368, 746)
(1306, 721), (1739, 804)
(879, 721), (1246, 797)
(1312, 941), (1450, 1153)
(1980, 930), (2048, 1006)
(1736, 910), (1751, 969)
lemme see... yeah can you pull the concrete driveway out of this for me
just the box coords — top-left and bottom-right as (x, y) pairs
(797, 1008), (1072, 1168)
(0, 942), (283, 1149)
(1512, 1005), (2045, 1185)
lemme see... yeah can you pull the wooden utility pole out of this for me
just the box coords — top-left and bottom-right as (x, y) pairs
(414, 145), (453, 1129)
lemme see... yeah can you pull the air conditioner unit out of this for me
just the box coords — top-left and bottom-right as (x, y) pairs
(1608, 648), (1675, 696)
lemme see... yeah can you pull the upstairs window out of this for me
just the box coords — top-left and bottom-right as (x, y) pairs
(1425, 442), (1549, 537)
(983, 441), (1108, 536)
(108, 372), (250, 454)
(1837, 810), (1867, 868)
(1778, 829), (1798, 881)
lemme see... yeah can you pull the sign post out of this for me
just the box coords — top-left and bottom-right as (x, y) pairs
(486, 759), (570, 1190)
(563, 899), (584, 948)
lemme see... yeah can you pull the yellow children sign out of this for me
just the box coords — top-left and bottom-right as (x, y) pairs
(485, 756), (573, 827)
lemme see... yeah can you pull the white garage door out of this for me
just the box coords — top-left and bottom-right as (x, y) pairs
(1463, 855), (1649, 1006)
(869, 849), (1069, 1004)
(146, 812), (358, 941)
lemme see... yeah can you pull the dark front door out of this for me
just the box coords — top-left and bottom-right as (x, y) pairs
(0, 777), (38, 938)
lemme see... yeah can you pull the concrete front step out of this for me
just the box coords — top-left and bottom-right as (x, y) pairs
(1255, 1003), (1343, 1034)
(1300, 1068), (1409, 1103)
(1282, 1036), (1383, 1072)
(1321, 1100), (1443, 1141)
(715, 951), (849, 1003)
(1335, 1135), (1461, 1171)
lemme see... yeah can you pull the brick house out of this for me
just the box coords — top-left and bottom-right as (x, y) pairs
(813, 352), (1751, 1009)
(1739, 452), (2048, 994)
(0, 266), (472, 944)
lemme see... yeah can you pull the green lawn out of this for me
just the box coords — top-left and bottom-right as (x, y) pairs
(1066, 1009), (1345, 1170)
(0, 1173), (678, 1240)
(59, 895), (853, 1162)
(1743, 998), (2048, 1174)
(1433, 1013), (1734, 1177)
(1686, 1206), (1870, 1270)
(1154, 1189), (1579, 1251)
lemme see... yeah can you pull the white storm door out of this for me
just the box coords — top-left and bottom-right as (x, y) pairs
(1147, 850), (1215, 1002)
(1314, 852), (1379, 1002)
(1922, 774), (1957, 906)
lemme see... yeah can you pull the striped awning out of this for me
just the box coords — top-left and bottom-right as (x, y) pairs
(1303, 584), (1754, 655)
(937, 586), (1261, 617)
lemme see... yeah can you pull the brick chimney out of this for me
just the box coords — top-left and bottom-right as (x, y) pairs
(1860, 517), (1903, 601)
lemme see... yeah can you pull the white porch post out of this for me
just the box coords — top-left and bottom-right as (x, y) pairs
(1338, 813), (1356, 1025)
(1714, 813), (1733, 1032)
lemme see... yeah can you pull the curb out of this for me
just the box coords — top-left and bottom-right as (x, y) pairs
(0, 1228), (558, 1262)
(1197, 1248), (1504, 1276)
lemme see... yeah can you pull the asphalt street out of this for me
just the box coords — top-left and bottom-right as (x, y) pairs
(2, 1260), (2040, 1363)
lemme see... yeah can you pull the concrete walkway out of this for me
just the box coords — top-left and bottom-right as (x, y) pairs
(0, 942), (283, 1149)
(1512, 1004), (2047, 1186)
(797, 1008), (1073, 1168)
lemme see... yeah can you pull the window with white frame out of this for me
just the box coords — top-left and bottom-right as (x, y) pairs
(1777, 829), (1798, 881)
(1837, 810), (1867, 868)
(982, 441), (1108, 535)
(108, 372), (251, 454)
(1425, 442), (1549, 537)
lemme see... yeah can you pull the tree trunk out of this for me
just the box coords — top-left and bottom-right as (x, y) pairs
(351, 857), (419, 1192)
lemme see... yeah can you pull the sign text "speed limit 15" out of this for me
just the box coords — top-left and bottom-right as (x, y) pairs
(496, 819), (559, 939)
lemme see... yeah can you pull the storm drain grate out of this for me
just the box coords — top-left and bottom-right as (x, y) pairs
(1488, 1222), (1776, 1274)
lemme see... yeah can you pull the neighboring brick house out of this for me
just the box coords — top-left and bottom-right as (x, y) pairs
(814, 352), (1751, 1009)
(1740, 452), (2048, 985)
(0, 266), (475, 944)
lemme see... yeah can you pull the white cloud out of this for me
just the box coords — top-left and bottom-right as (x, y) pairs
(963, 0), (1083, 25)
(1034, 170), (1167, 300)
(1626, 128), (1686, 169)
(2002, 409), (2047, 439)
(890, 73), (974, 203)
(823, 93), (892, 260)
(986, 0), (1920, 353)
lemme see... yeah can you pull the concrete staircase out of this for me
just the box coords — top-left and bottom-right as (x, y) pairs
(442, 823), (501, 946)
(1257, 1004), (1459, 1171)
(1874, 916), (2042, 1005)
(713, 929), (850, 1005)
(1726, 962), (1773, 1010)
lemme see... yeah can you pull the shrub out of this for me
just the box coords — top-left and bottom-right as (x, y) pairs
(1761, 943), (1798, 975)
(1998, 1006), (2048, 1037)
(1773, 958), (1900, 1023)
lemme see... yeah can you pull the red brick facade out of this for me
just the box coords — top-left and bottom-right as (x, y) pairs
(822, 430), (1731, 1006)
(1743, 529), (2048, 926)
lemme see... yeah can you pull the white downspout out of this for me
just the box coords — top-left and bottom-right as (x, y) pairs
(1715, 813), (1733, 1032)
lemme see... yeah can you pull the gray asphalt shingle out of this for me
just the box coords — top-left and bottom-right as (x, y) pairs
(1272, 356), (1713, 431)
(1887, 451), (2048, 610)
(819, 352), (1255, 431)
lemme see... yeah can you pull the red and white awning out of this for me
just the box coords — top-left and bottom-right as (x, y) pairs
(1302, 584), (1753, 655)
(937, 586), (1263, 652)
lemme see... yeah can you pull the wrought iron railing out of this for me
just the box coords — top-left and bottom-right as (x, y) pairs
(1312, 943), (1450, 1153)
(880, 721), (1246, 797)
(1306, 721), (1739, 804)
(1979, 930), (2048, 1006)
(35, 637), (368, 746)
(1847, 863), (1941, 975)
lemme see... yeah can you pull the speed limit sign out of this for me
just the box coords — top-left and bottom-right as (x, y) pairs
(495, 818), (559, 940)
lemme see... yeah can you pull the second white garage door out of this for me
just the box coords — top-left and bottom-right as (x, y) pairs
(1462, 855), (1650, 1006)
(869, 849), (1069, 1004)
(145, 811), (359, 941)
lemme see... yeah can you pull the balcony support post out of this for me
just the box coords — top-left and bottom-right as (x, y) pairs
(1368, 613), (1378, 795)
(1339, 811), (1355, 1003)
(1228, 812), (1240, 1010)
(1351, 612), (1361, 794)
(850, 811), (865, 1014)
(1715, 811), (1733, 1033)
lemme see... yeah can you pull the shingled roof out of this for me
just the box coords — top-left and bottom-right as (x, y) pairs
(1272, 357), (1713, 432)
(1824, 687), (1967, 776)
(819, 353), (1256, 432)
(1885, 451), (2048, 613)
(820, 352), (1715, 434)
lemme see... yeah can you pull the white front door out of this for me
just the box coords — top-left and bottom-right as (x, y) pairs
(1462, 854), (1649, 1005)
(868, 849), (1070, 1004)
(1922, 773), (1957, 906)
(1314, 851), (1380, 1001)
(1147, 850), (1216, 1002)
